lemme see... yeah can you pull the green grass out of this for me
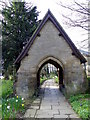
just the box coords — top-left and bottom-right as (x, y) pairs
(0, 100), (2, 118)
(0, 79), (13, 99)
(69, 94), (90, 120)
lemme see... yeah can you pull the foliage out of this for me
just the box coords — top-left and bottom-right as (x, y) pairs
(40, 77), (47, 85)
(87, 76), (90, 81)
(40, 72), (58, 85)
(2, 96), (25, 119)
(0, 100), (2, 118)
(40, 65), (50, 79)
(2, 0), (39, 73)
(0, 79), (13, 99)
(54, 76), (59, 83)
(69, 94), (90, 120)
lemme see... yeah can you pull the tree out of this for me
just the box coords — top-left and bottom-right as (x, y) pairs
(58, 0), (90, 49)
(2, 0), (39, 74)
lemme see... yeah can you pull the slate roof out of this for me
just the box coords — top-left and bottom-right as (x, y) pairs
(14, 10), (87, 64)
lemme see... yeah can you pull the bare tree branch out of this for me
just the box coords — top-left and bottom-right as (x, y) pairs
(75, 1), (89, 13)
(58, 1), (89, 49)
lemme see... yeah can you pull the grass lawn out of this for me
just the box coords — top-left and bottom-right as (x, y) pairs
(67, 76), (90, 120)
(0, 79), (13, 99)
(68, 94), (90, 120)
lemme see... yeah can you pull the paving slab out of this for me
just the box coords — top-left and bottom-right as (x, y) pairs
(29, 105), (40, 109)
(52, 105), (71, 110)
(24, 79), (80, 119)
(35, 114), (53, 118)
(36, 109), (59, 115)
(33, 100), (41, 104)
(59, 109), (76, 115)
(53, 114), (68, 118)
(24, 109), (36, 118)
(69, 114), (80, 118)
(40, 105), (51, 109)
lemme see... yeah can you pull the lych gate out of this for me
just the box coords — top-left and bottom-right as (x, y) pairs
(15, 10), (87, 99)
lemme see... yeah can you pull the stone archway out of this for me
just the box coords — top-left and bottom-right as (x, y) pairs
(37, 57), (64, 89)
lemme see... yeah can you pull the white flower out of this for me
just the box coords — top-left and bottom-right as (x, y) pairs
(7, 106), (10, 109)
(16, 100), (18, 102)
(7, 100), (8, 102)
(22, 98), (24, 100)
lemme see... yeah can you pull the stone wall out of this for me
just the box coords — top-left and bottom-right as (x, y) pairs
(82, 55), (90, 76)
(87, 57), (90, 76)
(16, 20), (87, 99)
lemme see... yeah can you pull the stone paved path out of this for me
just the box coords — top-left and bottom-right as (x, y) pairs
(24, 79), (80, 119)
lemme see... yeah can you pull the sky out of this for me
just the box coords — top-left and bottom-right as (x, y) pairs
(25, 0), (88, 51)
(1, 0), (88, 51)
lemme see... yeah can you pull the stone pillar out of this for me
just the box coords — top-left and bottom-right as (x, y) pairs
(16, 71), (37, 99)
(64, 62), (88, 97)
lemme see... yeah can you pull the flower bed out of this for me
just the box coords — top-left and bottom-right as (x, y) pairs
(2, 96), (25, 118)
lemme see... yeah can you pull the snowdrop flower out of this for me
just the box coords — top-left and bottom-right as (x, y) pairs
(22, 98), (24, 100)
(16, 99), (18, 102)
(7, 100), (8, 102)
(7, 106), (10, 109)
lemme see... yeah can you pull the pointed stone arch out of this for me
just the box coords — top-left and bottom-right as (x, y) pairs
(37, 56), (64, 71)
(37, 56), (64, 88)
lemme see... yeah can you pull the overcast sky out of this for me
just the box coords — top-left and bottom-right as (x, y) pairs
(1, 0), (88, 51)
(25, 0), (88, 51)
